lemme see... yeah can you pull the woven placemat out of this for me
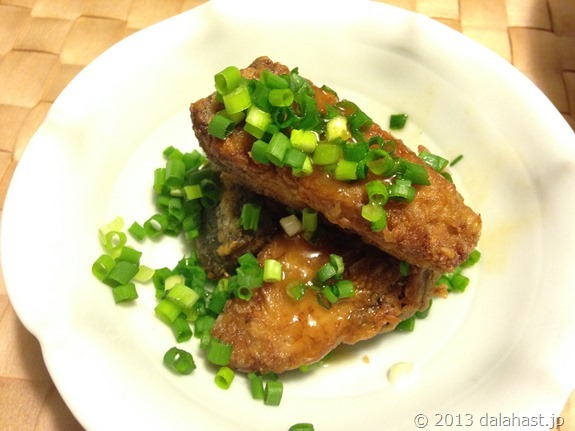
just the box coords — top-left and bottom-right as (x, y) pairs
(0, 1), (574, 430)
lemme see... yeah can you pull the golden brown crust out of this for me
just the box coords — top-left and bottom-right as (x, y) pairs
(211, 232), (439, 374)
(190, 56), (481, 272)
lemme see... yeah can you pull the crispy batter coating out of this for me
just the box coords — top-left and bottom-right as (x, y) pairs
(190, 56), (481, 272)
(211, 231), (439, 374)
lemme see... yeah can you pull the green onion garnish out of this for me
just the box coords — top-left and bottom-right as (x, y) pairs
(222, 84), (252, 114)
(112, 282), (138, 303)
(248, 372), (265, 400)
(215, 366), (235, 390)
(163, 347), (196, 375)
(92, 254), (115, 281)
(214, 66), (242, 95)
(389, 113), (408, 129)
(264, 380), (283, 406)
(263, 259), (283, 282)
(450, 154), (464, 167)
(171, 316), (193, 342)
(239, 203), (261, 231)
(419, 151), (449, 172)
(206, 337), (233, 366)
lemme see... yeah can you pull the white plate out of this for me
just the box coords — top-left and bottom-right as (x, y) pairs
(3, 1), (575, 430)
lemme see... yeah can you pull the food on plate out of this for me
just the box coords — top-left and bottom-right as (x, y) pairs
(192, 173), (438, 373)
(190, 56), (481, 273)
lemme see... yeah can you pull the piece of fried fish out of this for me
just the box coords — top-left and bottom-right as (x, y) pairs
(210, 229), (439, 374)
(190, 56), (481, 273)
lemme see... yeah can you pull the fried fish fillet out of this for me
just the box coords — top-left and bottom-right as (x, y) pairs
(190, 56), (481, 273)
(211, 229), (439, 374)
(194, 172), (282, 278)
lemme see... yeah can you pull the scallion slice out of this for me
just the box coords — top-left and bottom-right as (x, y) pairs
(419, 151), (449, 172)
(264, 380), (283, 406)
(207, 337), (233, 366)
(214, 66), (242, 95)
(248, 372), (265, 400)
(263, 259), (283, 282)
(290, 129), (318, 153)
(239, 203), (261, 231)
(223, 84), (252, 114)
(163, 347), (196, 375)
(280, 214), (302, 237)
(166, 283), (200, 311)
(289, 423), (315, 431)
(389, 113), (408, 129)
(215, 366), (235, 390)
(312, 143), (341, 166)
(269, 88), (294, 107)
(388, 179), (417, 202)
(171, 316), (193, 342)
(250, 139), (270, 165)
(334, 159), (358, 181)
(92, 254), (115, 281)
(266, 132), (291, 167)
(112, 282), (138, 303)
(286, 281), (306, 301)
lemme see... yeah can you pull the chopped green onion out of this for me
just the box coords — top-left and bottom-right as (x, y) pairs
(325, 115), (351, 142)
(215, 366), (235, 390)
(208, 286), (230, 315)
(244, 105), (272, 139)
(116, 246), (142, 265)
(334, 279), (355, 298)
(395, 315), (416, 332)
(237, 252), (259, 268)
(250, 139), (270, 165)
(127, 221), (146, 241)
(98, 217), (124, 244)
(343, 141), (368, 162)
(163, 347), (196, 375)
(461, 249), (481, 268)
(261, 69), (289, 89)
(334, 159), (358, 181)
(399, 261), (410, 276)
(349, 108), (372, 132)
(234, 285), (253, 301)
(398, 160), (430, 185)
(171, 316), (193, 342)
(153, 167), (166, 195)
(361, 201), (384, 223)
(164, 158), (186, 189)
(214, 66), (242, 95)
(322, 285), (339, 304)
(266, 132), (291, 167)
(248, 372), (265, 400)
(207, 337), (233, 366)
(102, 230), (127, 255)
(92, 254), (115, 281)
(290, 129), (318, 153)
(112, 282), (138, 303)
(316, 262), (337, 283)
(103, 260), (139, 287)
(419, 151), (449, 172)
(365, 180), (389, 206)
(301, 208), (318, 236)
(269, 88), (294, 107)
(449, 273), (469, 292)
(415, 299), (433, 319)
(389, 113), (408, 129)
(144, 214), (168, 238)
(450, 154), (464, 166)
(264, 380), (283, 406)
(292, 156), (313, 177)
(370, 211), (387, 231)
(388, 179), (417, 202)
(280, 214), (302, 237)
(194, 314), (216, 338)
(166, 283), (200, 311)
(155, 298), (182, 324)
(283, 148), (307, 170)
(366, 149), (395, 176)
(133, 265), (155, 283)
(183, 184), (203, 200)
(286, 281), (307, 301)
(329, 254), (344, 276)
(223, 84), (252, 114)
(263, 259), (283, 282)
(239, 203), (261, 231)
(312, 143), (341, 165)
